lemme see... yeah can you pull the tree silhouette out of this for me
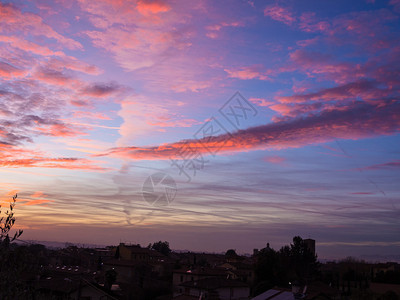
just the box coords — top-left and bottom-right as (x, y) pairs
(0, 194), (23, 246)
(150, 241), (171, 256)
(254, 236), (320, 293)
(0, 194), (27, 299)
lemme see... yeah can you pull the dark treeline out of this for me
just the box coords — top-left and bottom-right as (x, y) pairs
(253, 236), (320, 294)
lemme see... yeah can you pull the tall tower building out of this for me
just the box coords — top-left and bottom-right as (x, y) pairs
(304, 238), (316, 256)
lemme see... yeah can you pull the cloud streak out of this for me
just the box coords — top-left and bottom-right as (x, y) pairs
(0, 144), (108, 171)
(100, 100), (400, 160)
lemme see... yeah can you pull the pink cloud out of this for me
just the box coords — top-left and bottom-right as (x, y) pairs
(287, 49), (357, 83)
(76, 0), (138, 29)
(31, 191), (46, 198)
(85, 26), (192, 71)
(265, 42), (283, 52)
(277, 80), (381, 104)
(206, 32), (218, 39)
(268, 101), (346, 122)
(206, 21), (244, 39)
(1, 156), (108, 171)
(225, 65), (272, 80)
(269, 103), (297, 116)
(362, 160), (400, 170)
(46, 56), (102, 75)
(263, 155), (287, 165)
(70, 100), (90, 107)
(80, 82), (122, 97)
(147, 118), (201, 128)
(116, 96), (203, 145)
(264, 4), (296, 25)
(0, 3), (82, 50)
(79, 0), (216, 96)
(136, 0), (171, 16)
(333, 9), (397, 36)
(299, 12), (330, 33)
(350, 192), (375, 195)
(206, 22), (243, 32)
(390, 0), (400, 11)
(327, 9), (399, 53)
(33, 67), (80, 87)
(73, 111), (111, 120)
(35, 123), (85, 137)
(170, 79), (212, 93)
(0, 61), (26, 78)
(0, 35), (63, 57)
(296, 37), (319, 47)
(0, 144), (109, 171)
(249, 98), (275, 107)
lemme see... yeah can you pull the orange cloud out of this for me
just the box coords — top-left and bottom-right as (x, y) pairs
(263, 155), (287, 165)
(0, 190), (19, 204)
(99, 100), (400, 160)
(31, 191), (45, 198)
(21, 199), (53, 206)
(225, 65), (273, 81)
(0, 143), (109, 171)
(136, 0), (171, 16)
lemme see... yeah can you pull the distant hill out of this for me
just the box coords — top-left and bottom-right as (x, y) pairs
(16, 240), (108, 249)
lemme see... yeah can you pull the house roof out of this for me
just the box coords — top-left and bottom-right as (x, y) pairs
(180, 277), (249, 289)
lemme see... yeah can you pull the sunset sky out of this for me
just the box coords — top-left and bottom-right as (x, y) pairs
(1, 0), (399, 259)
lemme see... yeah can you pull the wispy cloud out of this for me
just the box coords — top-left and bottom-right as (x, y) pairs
(0, 3), (82, 50)
(0, 144), (109, 171)
(264, 4), (296, 25)
(362, 160), (400, 170)
(225, 65), (273, 81)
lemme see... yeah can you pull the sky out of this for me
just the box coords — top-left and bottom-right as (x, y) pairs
(0, 0), (399, 260)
